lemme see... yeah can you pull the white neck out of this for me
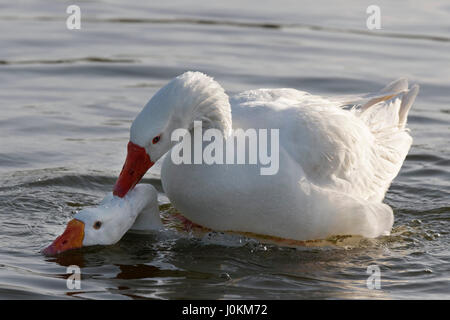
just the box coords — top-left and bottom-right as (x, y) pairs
(130, 200), (162, 231)
(167, 72), (232, 136)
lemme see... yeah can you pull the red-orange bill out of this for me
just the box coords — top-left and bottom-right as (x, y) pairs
(113, 141), (154, 198)
(43, 219), (85, 256)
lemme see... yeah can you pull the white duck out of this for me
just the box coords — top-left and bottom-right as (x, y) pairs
(45, 72), (419, 254)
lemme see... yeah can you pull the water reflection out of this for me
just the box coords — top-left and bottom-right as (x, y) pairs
(40, 230), (405, 299)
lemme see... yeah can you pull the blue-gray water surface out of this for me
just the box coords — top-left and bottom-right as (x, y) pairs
(0, 0), (449, 299)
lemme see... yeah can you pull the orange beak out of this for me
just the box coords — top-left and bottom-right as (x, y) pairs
(113, 141), (154, 198)
(43, 219), (85, 256)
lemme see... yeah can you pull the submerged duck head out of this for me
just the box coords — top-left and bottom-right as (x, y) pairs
(43, 184), (161, 255)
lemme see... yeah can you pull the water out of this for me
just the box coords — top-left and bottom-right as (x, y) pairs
(0, 0), (449, 299)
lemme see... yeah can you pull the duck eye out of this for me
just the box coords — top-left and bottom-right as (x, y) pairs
(152, 135), (161, 144)
(93, 221), (102, 230)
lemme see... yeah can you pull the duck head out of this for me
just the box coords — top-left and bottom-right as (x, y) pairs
(113, 71), (231, 198)
(43, 184), (161, 255)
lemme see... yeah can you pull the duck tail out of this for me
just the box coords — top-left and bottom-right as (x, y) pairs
(359, 79), (419, 129)
(398, 84), (420, 127)
(355, 80), (419, 198)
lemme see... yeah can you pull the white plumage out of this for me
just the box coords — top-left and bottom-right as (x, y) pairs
(151, 72), (419, 240)
(76, 72), (419, 245)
